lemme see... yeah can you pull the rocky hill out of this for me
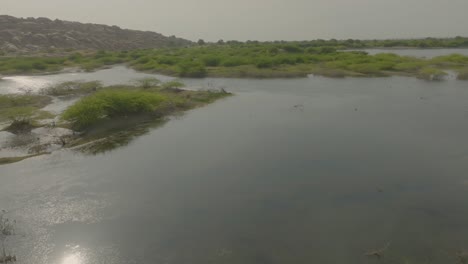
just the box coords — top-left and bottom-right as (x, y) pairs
(0, 15), (192, 53)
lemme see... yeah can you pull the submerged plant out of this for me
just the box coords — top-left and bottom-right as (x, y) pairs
(3, 117), (35, 134)
(0, 211), (16, 263)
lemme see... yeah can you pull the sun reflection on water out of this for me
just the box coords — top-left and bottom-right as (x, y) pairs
(61, 245), (85, 264)
(1, 76), (52, 93)
(62, 253), (83, 264)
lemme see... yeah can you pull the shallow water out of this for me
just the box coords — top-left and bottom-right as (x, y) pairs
(1, 58), (468, 263)
(351, 48), (468, 58)
(0, 66), (174, 94)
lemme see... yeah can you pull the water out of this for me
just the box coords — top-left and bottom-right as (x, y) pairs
(0, 66), (174, 94)
(349, 48), (468, 58)
(1, 55), (468, 263)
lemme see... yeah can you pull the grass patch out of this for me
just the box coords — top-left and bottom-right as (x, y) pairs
(62, 81), (231, 130)
(62, 89), (167, 129)
(41, 81), (102, 96)
(0, 94), (52, 122)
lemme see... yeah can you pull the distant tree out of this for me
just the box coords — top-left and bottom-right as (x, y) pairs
(197, 39), (206, 45)
(217, 39), (225, 45)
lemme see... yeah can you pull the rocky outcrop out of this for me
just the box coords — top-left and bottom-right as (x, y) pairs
(0, 15), (192, 53)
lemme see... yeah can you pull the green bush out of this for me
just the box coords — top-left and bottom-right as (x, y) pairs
(62, 90), (167, 129)
(256, 58), (274, 68)
(221, 58), (248, 67)
(177, 62), (207, 77)
(202, 56), (222, 67)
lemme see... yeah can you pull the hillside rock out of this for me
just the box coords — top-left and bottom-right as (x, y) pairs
(0, 15), (192, 52)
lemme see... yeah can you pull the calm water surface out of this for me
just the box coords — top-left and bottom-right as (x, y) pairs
(352, 48), (468, 58)
(1, 56), (468, 263)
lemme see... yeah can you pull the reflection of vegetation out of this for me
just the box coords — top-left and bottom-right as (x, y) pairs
(69, 118), (166, 155)
(2, 40), (468, 79)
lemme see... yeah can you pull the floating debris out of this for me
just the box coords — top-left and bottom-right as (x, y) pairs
(457, 250), (468, 264)
(293, 104), (304, 111)
(365, 242), (390, 259)
(218, 248), (233, 257)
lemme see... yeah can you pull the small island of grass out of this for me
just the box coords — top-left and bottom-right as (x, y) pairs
(0, 79), (231, 164)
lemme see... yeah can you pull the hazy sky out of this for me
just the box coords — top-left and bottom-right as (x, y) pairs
(2, 0), (468, 41)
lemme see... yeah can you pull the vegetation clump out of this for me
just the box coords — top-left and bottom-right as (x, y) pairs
(41, 81), (102, 96)
(2, 42), (468, 80)
(3, 118), (35, 134)
(417, 67), (448, 81)
(62, 81), (231, 130)
(62, 89), (167, 129)
(0, 94), (52, 123)
(134, 77), (161, 89)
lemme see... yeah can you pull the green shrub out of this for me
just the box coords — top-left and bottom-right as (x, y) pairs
(62, 90), (167, 129)
(202, 56), (222, 67)
(256, 58), (274, 68)
(221, 58), (248, 67)
(177, 62), (207, 77)
(157, 56), (177, 65)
